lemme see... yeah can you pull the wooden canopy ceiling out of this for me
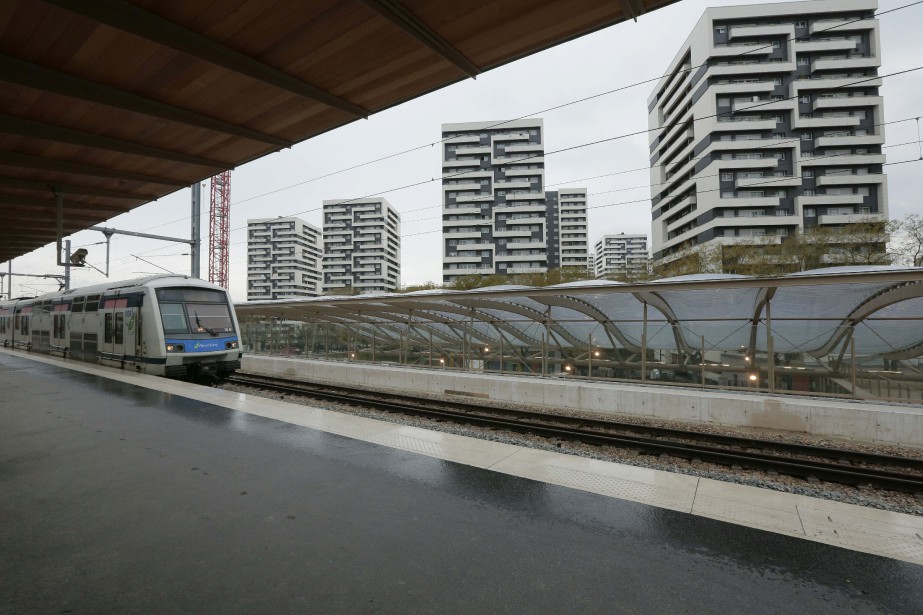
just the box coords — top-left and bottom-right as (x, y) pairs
(0, 0), (678, 264)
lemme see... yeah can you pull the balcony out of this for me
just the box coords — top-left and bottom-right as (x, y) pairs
(813, 56), (879, 72)
(795, 76), (882, 91)
(442, 218), (491, 227)
(735, 175), (802, 189)
(713, 118), (778, 132)
(815, 173), (885, 186)
(814, 133), (884, 148)
(443, 158), (482, 168)
(817, 213), (883, 226)
(710, 81), (777, 96)
(493, 229), (534, 238)
(810, 18), (875, 34)
(813, 95), (881, 111)
(729, 24), (793, 39)
(800, 154), (885, 167)
(443, 255), (484, 264)
(719, 196), (781, 208)
(731, 98), (793, 113)
(794, 39), (857, 53)
(507, 266), (548, 274)
(794, 115), (862, 129)
(710, 43), (772, 57)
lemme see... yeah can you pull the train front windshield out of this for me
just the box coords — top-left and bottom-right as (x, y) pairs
(157, 288), (235, 337)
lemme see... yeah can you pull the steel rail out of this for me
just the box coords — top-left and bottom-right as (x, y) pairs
(227, 373), (923, 494)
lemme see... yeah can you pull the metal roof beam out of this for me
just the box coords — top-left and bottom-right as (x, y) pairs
(0, 177), (151, 201)
(359, 0), (481, 78)
(0, 201), (126, 218)
(0, 151), (190, 187)
(0, 113), (227, 169)
(40, 0), (370, 120)
(0, 54), (291, 148)
(620, 0), (647, 21)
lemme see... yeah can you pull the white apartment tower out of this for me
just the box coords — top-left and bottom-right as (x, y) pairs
(594, 234), (649, 279)
(441, 119), (589, 283)
(246, 216), (323, 300)
(648, 0), (887, 272)
(547, 189), (591, 270)
(322, 197), (401, 294)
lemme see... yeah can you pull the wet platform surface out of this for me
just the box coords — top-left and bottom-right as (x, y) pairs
(2, 352), (922, 614)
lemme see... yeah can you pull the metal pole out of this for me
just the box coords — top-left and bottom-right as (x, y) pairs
(850, 332), (857, 398)
(324, 326), (329, 359)
(766, 300), (775, 393)
(190, 182), (201, 278)
(701, 335), (706, 388)
(541, 333), (547, 376)
(64, 240), (71, 290)
(641, 302), (648, 382)
(499, 328), (504, 374)
(372, 324), (377, 363)
(463, 321), (468, 371)
(544, 307), (551, 376)
(587, 333), (592, 381)
(429, 330), (433, 367)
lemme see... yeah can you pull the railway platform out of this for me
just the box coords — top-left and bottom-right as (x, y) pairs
(2, 349), (922, 614)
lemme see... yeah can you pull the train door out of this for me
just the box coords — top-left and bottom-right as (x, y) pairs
(15, 306), (32, 350)
(101, 296), (129, 364)
(51, 302), (69, 357)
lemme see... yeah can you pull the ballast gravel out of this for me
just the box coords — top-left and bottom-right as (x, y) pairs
(223, 374), (923, 517)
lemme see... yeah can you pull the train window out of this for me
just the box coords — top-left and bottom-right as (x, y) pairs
(53, 315), (58, 338)
(104, 313), (113, 343)
(186, 303), (234, 334)
(160, 303), (189, 334)
(21, 316), (29, 335)
(72, 298), (85, 313)
(85, 295), (100, 312)
(157, 288), (225, 303)
(114, 312), (124, 344)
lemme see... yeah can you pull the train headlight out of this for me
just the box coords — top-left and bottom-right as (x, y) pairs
(166, 344), (184, 352)
(226, 341), (238, 349)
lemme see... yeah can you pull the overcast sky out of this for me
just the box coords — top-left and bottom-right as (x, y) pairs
(5, 0), (921, 301)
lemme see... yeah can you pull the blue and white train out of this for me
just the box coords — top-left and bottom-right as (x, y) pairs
(0, 275), (242, 379)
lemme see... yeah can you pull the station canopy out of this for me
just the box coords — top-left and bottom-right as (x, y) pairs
(0, 0), (678, 264)
(235, 267), (923, 361)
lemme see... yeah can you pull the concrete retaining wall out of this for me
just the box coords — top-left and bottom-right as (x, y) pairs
(243, 355), (923, 449)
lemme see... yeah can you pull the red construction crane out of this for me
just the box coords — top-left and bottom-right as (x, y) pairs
(208, 171), (231, 288)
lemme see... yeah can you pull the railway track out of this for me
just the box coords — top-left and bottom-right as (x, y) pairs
(226, 373), (923, 495)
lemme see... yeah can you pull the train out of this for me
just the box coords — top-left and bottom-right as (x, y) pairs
(0, 275), (242, 380)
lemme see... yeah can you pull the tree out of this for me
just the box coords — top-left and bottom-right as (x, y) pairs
(449, 273), (508, 291)
(397, 281), (441, 293)
(893, 213), (923, 267)
(827, 220), (894, 266)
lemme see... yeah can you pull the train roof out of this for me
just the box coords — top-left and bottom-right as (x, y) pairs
(1, 275), (228, 305)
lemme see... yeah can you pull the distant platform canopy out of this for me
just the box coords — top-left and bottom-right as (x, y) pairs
(235, 267), (923, 402)
(0, 0), (678, 263)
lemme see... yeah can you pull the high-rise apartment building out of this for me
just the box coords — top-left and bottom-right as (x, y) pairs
(648, 0), (887, 273)
(441, 119), (589, 283)
(246, 216), (323, 300)
(594, 234), (649, 279)
(547, 189), (591, 270)
(322, 197), (401, 294)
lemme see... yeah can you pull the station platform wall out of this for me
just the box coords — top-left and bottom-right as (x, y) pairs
(243, 356), (923, 449)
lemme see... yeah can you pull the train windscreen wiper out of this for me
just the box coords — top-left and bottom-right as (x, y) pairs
(195, 310), (218, 336)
